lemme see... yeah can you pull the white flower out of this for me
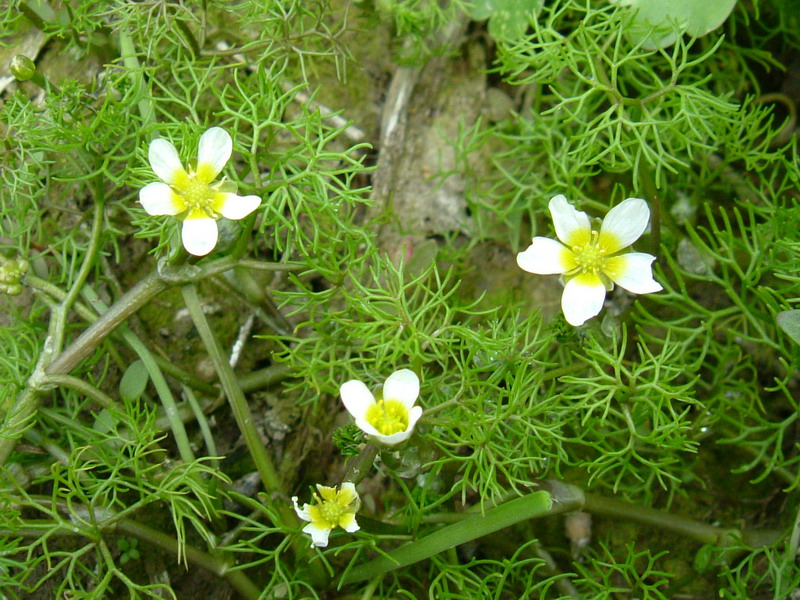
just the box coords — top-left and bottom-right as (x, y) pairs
(292, 482), (360, 548)
(517, 195), (662, 327)
(139, 127), (261, 256)
(340, 369), (423, 446)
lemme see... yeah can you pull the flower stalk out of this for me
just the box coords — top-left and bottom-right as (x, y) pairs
(179, 284), (286, 502)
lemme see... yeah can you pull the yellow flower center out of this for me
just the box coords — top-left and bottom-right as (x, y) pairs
(317, 500), (347, 526)
(307, 486), (358, 530)
(172, 167), (224, 218)
(183, 177), (214, 206)
(366, 399), (409, 436)
(571, 230), (608, 274)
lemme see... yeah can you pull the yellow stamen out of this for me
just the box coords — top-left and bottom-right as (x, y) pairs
(307, 486), (358, 529)
(366, 399), (409, 436)
(171, 165), (225, 220)
(568, 230), (608, 276)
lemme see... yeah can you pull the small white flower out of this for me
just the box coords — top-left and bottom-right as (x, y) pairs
(292, 482), (360, 548)
(517, 195), (662, 326)
(139, 127), (261, 256)
(340, 369), (423, 446)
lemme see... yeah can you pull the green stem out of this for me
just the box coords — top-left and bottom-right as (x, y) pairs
(236, 258), (304, 272)
(340, 490), (564, 585)
(118, 27), (156, 130)
(121, 328), (196, 463)
(181, 283), (328, 584)
(80, 284), (195, 464)
(45, 271), (166, 375)
(342, 443), (380, 486)
(238, 363), (292, 393)
(179, 284), (283, 496)
(27, 273), (218, 396)
(40, 374), (114, 409)
(583, 493), (739, 546)
(182, 384), (217, 458)
(44, 257), (239, 375)
(0, 257), (238, 468)
(174, 18), (201, 58)
(343, 479), (781, 587)
(49, 195), (105, 361)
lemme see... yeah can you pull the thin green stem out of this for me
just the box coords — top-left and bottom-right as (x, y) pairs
(80, 284), (195, 464)
(358, 576), (381, 600)
(27, 273), (218, 396)
(342, 443), (380, 486)
(238, 363), (292, 393)
(121, 328), (196, 464)
(118, 27), (156, 130)
(44, 271), (166, 376)
(179, 284), (283, 496)
(174, 18), (201, 58)
(44, 257), (238, 376)
(50, 195), (105, 360)
(182, 384), (217, 458)
(583, 493), (740, 546)
(236, 258), (305, 272)
(180, 283), (328, 584)
(40, 374), (115, 409)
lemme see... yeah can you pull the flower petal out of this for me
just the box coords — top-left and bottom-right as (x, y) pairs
(139, 182), (186, 215)
(339, 482), (359, 506)
(383, 369), (419, 409)
(302, 522), (331, 548)
(213, 193), (261, 221)
(340, 380), (375, 421)
(148, 138), (187, 185)
(292, 497), (312, 522)
(196, 127), (232, 183)
(549, 195), (591, 248)
(316, 485), (337, 502)
(604, 252), (663, 294)
(517, 237), (575, 274)
(181, 211), (219, 257)
(599, 197), (650, 253)
(561, 273), (607, 326)
(339, 512), (360, 533)
(353, 417), (383, 438)
(372, 425), (416, 446)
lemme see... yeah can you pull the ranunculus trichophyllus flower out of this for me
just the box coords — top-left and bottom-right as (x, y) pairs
(340, 369), (423, 446)
(517, 195), (662, 326)
(139, 127), (261, 256)
(292, 482), (360, 548)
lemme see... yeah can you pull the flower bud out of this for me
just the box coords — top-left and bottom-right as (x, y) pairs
(10, 55), (36, 82)
(0, 256), (30, 296)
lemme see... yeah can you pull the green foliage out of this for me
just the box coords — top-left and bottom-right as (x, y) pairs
(572, 542), (673, 598)
(332, 424), (366, 457)
(119, 359), (149, 400)
(0, 0), (799, 598)
(612, 0), (739, 50)
(468, 0), (545, 41)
